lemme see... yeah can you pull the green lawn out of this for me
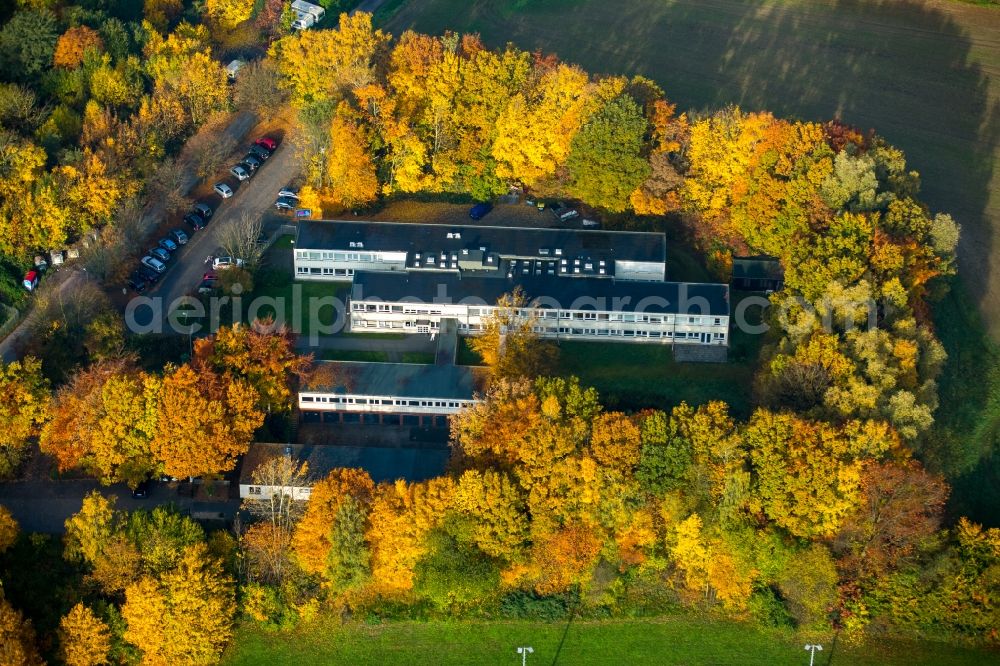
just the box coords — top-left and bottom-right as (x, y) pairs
(317, 349), (389, 362)
(382, 0), (1000, 339)
(220, 617), (996, 666)
(248, 267), (350, 340)
(401, 351), (436, 364)
(555, 339), (756, 418)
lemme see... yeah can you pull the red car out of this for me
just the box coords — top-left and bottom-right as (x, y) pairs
(255, 137), (277, 151)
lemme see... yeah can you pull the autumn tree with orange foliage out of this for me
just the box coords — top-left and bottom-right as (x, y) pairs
(53, 26), (104, 69)
(41, 358), (160, 487)
(152, 364), (263, 479)
(195, 321), (311, 414)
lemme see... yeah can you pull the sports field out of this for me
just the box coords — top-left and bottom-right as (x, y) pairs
(383, 0), (1000, 337)
(220, 616), (997, 665)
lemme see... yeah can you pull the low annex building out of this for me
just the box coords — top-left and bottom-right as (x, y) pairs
(298, 360), (488, 423)
(348, 271), (731, 346)
(239, 442), (448, 499)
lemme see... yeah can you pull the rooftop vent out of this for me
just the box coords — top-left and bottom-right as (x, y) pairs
(539, 248), (550, 256)
(554, 248), (563, 256)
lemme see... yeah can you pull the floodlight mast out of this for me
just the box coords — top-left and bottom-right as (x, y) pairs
(805, 644), (823, 666)
(516, 646), (534, 666)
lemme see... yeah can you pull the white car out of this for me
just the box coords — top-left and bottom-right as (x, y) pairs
(212, 256), (245, 270)
(214, 183), (233, 198)
(141, 255), (166, 273)
(278, 187), (300, 200)
(230, 165), (250, 181)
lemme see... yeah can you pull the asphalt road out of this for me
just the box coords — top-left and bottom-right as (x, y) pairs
(0, 478), (237, 534)
(130, 136), (300, 332)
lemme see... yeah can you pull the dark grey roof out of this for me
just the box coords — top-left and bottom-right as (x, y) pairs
(295, 220), (665, 265)
(240, 442), (448, 485)
(732, 256), (784, 281)
(351, 271), (731, 317)
(301, 360), (488, 399)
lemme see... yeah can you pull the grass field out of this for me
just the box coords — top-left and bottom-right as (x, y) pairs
(220, 617), (998, 666)
(383, 0), (1000, 339)
(555, 338), (757, 417)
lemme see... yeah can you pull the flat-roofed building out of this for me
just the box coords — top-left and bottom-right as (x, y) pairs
(732, 256), (784, 292)
(298, 360), (488, 424)
(348, 271), (730, 346)
(292, 220), (666, 282)
(239, 442), (448, 500)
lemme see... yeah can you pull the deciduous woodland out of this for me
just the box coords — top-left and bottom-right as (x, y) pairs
(0, 7), (995, 666)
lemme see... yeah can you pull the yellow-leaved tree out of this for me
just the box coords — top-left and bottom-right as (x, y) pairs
(324, 106), (379, 208)
(122, 542), (235, 664)
(58, 603), (111, 666)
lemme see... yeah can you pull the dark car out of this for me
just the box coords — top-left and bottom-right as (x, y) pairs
(248, 144), (271, 161)
(255, 136), (277, 151)
(137, 265), (161, 284)
(469, 202), (493, 220)
(132, 478), (152, 499)
(126, 272), (147, 293)
(275, 196), (297, 211)
(149, 247), (170, 263)
(158, 237), (178, 253)
(170, 229), (189, 245)
(185, 212), (206, 230)
(243, 154), (262, 172)
(193, 202), (213, 219)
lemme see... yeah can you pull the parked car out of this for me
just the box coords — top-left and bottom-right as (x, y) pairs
(126, 272), (146, 293)
(132, 478), (152, 499)
(248, 144), (270, 161)
(137, 265), (161, 284)
(22, 270), (38, 291)
(214, 183), (233, 198)
(193, 202), (214, 219)
(556, 208), (580, 222)
(198, 272), (219, 294)
(212, 256), (244, 270)
(149, 247), (170, 263)
(141, 256), (166, 273)
(169, 229), (189, 245)
(185, 212), (206, 230)
(244, 153), (262, 169)
(255, 137), (277, 151)
(275, 197), (296, 211)
(278, 186), (299, 199)
(230, 164), (250, 181)
(469, 202), (493, 220)
(158, 238), (178, 252)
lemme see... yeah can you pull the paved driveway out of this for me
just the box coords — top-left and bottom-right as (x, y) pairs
(132, 137), (300, 330)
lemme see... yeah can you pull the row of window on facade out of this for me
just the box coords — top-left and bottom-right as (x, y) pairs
(300, 394), (473, 409)
(349, 301), (723, 327)
(297, 250), (385, 263)
(245, 486), (311, 497)
(298, 266), (354, 276)
(351, 318), (725, 340)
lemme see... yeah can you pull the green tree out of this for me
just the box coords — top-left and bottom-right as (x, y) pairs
(777, 544), (839, 629)
(566, 95), (650, 212)
(325, 495), (371, 593)
(0, 10), (59, 80)
(414, 521), (500, 612)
